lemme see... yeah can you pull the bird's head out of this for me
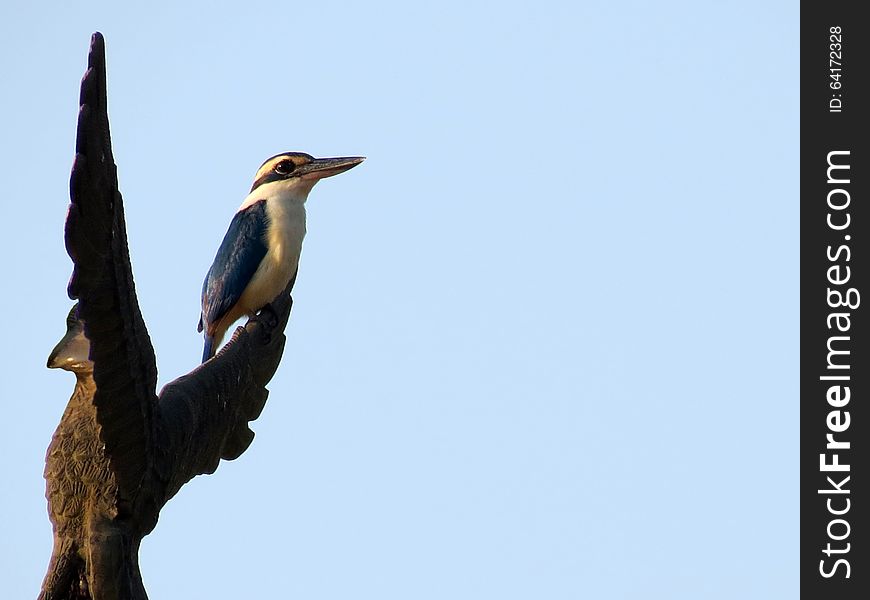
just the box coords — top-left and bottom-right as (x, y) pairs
(249, 152), (365, 198)
(47, 304), (93, 374)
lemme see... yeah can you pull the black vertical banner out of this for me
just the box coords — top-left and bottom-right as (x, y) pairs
(802, 4), (868, 598)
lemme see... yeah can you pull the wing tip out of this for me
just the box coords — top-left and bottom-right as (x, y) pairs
(88, 32), (105, 69)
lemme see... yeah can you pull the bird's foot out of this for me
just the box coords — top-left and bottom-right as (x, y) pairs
(257, 303), (279, 328)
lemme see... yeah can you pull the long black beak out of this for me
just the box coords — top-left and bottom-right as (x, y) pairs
(297, 156), (365, 181)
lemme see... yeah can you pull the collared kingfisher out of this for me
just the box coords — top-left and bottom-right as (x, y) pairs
(198, 152), (364, 362)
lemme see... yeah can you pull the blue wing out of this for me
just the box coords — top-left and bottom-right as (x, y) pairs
(199, 200), (269, 336)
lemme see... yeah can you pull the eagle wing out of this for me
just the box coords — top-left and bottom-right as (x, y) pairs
(159, 275), (294, 501)
(64, 32), (159, 506)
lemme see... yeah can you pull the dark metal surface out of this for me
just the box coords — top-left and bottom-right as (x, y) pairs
(39, 33), (294, 600)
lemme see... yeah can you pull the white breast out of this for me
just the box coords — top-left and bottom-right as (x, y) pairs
(236, 181), (310, 314)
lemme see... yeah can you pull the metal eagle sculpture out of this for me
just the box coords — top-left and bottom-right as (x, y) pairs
(39, 33), (295, 600)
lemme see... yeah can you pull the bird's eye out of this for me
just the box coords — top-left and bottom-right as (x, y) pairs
(274, 160), (295, 175)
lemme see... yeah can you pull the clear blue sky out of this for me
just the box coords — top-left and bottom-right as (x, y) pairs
(0, 1), (797, 598)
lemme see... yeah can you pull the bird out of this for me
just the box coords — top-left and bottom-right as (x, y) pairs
(198, 151), (364, 362)
(43, 305), (133, 599)
(41, 32), (301, 600)
(43, 298), (292, 600)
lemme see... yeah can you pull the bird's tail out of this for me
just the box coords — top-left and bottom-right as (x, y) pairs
(202, 335), (215, 363)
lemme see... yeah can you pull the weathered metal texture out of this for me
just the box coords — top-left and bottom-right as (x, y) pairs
(39, 33), (294, 600)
